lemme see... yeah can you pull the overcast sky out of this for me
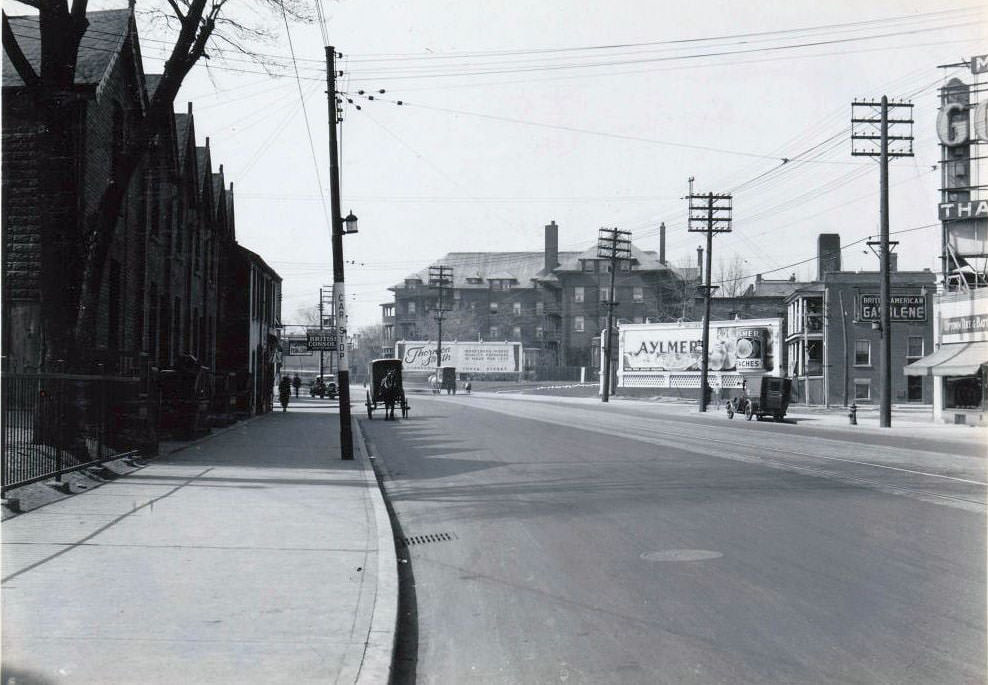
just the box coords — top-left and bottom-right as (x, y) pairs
(79, 2), (988, 329)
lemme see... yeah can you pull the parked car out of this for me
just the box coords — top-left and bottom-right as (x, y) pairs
(310, 374), (337, 399)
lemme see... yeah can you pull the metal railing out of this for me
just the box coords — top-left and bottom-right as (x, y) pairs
(2, 373), (149, 495)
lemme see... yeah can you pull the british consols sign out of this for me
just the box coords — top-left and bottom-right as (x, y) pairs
(306, 329), (337, 351)
(858, 294), (927, 322)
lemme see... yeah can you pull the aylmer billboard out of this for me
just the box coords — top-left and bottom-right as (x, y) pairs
(616, 319), (782, 388)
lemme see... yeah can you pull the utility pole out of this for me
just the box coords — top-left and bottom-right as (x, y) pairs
(318, 292), (325, 378)
(429, 265), (453, 391)
(852, 96), (914, 428)
(597, 227), (631, 402)
(687, 186), (732, 412)
(327, 46), (354, 459)
(317, 286), (334, 379)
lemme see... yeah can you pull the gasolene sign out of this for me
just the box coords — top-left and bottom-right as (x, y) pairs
(619, 319), (781, 374)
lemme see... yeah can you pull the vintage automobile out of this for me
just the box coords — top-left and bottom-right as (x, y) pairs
(726, 375), (793, 422)
(310, 374), (337, 399)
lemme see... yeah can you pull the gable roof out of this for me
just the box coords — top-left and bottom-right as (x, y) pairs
(3, 9), (133, 90)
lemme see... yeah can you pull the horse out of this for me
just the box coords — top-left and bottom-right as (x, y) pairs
(378, 369), (401, 420)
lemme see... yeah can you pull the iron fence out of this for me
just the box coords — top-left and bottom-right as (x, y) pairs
(2, 373), (151, 495)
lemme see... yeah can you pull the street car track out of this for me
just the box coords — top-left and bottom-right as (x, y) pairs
(429, 395), (987, 511)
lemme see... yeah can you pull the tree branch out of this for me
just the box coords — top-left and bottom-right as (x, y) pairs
(166, 0), (185, 22)
(2, 11), (40, 86)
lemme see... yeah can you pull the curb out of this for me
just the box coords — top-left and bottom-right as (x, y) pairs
(352, 416), (399, 685)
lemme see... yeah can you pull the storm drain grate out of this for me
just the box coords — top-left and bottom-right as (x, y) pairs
(402, 532), (458, 547)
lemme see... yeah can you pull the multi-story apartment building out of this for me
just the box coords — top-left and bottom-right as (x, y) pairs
(386, 222), (694, 371)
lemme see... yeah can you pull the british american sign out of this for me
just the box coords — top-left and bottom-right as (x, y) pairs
(857, 294), (927, 322)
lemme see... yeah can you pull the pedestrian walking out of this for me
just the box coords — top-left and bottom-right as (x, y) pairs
(292, 374), (301, 398)
(279, 376), (292, 412)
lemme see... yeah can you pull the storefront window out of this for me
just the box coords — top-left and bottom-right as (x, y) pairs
(944, 374), (984, 409)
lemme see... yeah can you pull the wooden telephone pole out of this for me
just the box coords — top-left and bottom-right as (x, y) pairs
(597, 228), (631, 403)
(851, 97), (914, 428)
(687, 185), (732, 412)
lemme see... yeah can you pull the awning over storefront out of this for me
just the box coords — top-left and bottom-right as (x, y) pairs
(904, 341), (988, 377)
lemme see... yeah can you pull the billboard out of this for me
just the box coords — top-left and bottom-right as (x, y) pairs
(395, 341), (523, 375)
(283, 338), (313, 356)
(617, 319), (782, 388)
(940, 289), (988, 344)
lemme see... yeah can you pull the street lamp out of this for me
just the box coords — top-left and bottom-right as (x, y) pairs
(342, 211), (358, 234)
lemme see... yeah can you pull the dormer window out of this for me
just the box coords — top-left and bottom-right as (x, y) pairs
(583, 261), (595, 272)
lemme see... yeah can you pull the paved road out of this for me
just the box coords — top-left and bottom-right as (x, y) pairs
(361, 392), (986, 684)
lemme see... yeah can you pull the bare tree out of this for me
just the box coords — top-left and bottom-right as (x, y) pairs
(2, 0), (310, 369)
(716, 255), (751, 298)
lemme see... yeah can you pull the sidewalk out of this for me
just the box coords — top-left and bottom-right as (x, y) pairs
(1, 397), (396, 684)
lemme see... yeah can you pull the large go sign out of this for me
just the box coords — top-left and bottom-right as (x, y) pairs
(938, 99), (988, 146)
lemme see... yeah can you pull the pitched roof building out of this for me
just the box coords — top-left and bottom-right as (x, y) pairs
(384, 221), (694, 370)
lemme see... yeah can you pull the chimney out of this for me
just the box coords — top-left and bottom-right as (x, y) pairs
(659, 222), (666, 264)
(817, 233), (841, 280)
(544, 220), (559, 273)
(696, 245), (704, 280)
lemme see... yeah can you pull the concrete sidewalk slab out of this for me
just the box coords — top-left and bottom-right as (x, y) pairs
(1, 397), (397, 684)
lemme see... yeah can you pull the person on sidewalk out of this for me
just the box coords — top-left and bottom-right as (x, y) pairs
(279, 376), (292, 412)
(292, 374), (301, 397)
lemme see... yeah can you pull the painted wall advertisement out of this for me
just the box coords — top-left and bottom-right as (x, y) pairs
(396, 341), (522, 375)
(619, 319), (782, 376)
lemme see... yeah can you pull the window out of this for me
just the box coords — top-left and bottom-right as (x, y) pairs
(633, 315), (644, 324)
(907, 336), (924, 360)
(512, 302), (521, 316)
(490, 301), (498, 313)
(806, 340), (823, 375)
(599, 316), (608, 331)
(854, 340), (871, 366)
(599, 287), (610, 302)
(512, 326), (521, 339)
(574, 316), (585, 332)
(535, 301), (544, 315)
(583, 261), (595, 272)
(536, 326), (544, 338)
(620, 261), (631, 271)
(574, 287), (584, 303)
(408, 301), (416, 315)
(490, 326), (499, 338)
(633, 286), (644, 302)
(854, 378), (871, 401)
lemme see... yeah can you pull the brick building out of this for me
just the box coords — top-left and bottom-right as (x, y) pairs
(686, 234), (935, 406)
(385, 221), (694, 372)
(2, 7), (281, 416)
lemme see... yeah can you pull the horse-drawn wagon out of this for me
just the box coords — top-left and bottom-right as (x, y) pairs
(365, 359), (409, 420)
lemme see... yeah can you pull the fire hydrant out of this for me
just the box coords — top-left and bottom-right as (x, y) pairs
(849, 403), (858, 425)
